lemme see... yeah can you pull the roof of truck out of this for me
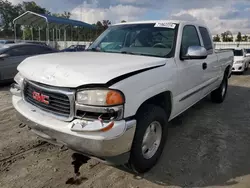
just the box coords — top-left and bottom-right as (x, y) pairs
(112, 20), (206, 27)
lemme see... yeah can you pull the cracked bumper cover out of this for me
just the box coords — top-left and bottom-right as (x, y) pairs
(13, 95), (136, 165)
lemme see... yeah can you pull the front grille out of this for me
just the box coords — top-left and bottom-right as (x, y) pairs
(23, 81), (71, 118)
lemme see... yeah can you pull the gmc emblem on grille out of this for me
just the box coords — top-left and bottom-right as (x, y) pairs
(32, 91), (49, 105)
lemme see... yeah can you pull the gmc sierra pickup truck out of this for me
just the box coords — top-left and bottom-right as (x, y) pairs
(11, 20), (234, 173)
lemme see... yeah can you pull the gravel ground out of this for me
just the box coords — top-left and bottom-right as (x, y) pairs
(1, 70), (250, 188)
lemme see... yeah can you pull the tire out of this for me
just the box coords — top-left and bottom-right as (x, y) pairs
(128, 104), (168, 173)
(211, 74), (228, 103)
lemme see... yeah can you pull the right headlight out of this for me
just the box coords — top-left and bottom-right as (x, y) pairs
(76, 89), (125, 121)
(14, 72), (24, 86)
(76, 89), (125, 106)
(11, 72), (24, 96)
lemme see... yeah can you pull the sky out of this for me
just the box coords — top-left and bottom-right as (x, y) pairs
(8, 0), (250, 34)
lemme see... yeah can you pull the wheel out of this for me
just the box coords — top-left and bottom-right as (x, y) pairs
(128, 104), (168, 173)
(211, 74), (228, 103)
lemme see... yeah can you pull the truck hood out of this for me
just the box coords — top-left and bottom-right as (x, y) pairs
(18, 52), (166, 88)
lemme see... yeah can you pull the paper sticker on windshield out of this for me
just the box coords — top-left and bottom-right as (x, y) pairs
(154, 23), (176, 29)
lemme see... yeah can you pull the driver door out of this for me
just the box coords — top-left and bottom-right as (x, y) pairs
(173, 25), (208, 116)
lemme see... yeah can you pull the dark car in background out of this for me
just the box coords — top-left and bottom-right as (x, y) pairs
(0, 43), (58, 82)
(60, 44), (86, 52)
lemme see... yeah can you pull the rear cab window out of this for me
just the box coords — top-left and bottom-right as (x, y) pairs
(7, 46), (34, 56)
(198, 26), (213, 54)
(180, 25), (201, 57)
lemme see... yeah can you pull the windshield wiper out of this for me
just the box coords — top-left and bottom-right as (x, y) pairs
(120, 51), (163, 58)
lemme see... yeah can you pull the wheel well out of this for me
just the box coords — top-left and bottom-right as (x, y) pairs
(136, 91), (172, 120)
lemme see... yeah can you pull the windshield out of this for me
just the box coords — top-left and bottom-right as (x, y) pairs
(234, 49), (243, 56)
(246, 49), (250, 53)
(88, 23), (178, 58)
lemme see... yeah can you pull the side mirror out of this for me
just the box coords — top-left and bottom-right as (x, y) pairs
(0, 53), (9, 60)
(182, 46), (208, 60)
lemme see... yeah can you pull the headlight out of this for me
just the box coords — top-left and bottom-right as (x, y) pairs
(235, 60), (244, 64)
(14, 72), (24, 86)
(76, 89), (125, 106)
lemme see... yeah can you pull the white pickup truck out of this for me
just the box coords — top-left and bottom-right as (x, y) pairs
(11, 20), (233, 173)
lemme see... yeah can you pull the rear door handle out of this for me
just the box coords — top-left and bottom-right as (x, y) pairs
(202, 62), (207, 70)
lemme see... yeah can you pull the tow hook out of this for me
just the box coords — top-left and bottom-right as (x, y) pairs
(66, 153), (90, 185)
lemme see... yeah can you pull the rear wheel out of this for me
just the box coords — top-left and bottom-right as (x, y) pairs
(211, 74), (228, 103)
(128, 104), (168, 173)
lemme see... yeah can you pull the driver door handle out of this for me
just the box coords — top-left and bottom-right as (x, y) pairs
(202, 62), (207, 70)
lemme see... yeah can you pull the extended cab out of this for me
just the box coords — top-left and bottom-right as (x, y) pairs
(11, 20), (233, 173)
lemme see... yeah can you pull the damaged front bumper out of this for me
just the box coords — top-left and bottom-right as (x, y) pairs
(12, 95), (136, 165)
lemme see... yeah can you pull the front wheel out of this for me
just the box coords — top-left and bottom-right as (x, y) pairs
(211, 75), (228, 103)
(128, 104), (168, 173)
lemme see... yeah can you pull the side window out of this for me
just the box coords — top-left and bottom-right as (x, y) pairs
(32, 46), (54, 54)
(199, 27), (213, 51)
(7, 47), (30, 56)
(181, 25), (200, 56)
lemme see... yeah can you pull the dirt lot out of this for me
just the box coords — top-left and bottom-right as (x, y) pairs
(1, 71), (250, 188)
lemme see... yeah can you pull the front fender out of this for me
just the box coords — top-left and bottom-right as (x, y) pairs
(110, 60), (177, 118)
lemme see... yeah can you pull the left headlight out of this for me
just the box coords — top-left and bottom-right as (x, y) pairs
(76, 89), (125, 106)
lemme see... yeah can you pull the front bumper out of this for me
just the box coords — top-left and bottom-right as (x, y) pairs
(13, 95), (136, 165)
(232, 63), (245, 72)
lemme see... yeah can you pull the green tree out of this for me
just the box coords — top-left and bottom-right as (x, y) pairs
(236, 32), (242, 42)
(102, 20), (111, 30)
(213, 34), (220, 42)
(242, 35), (248, 42)
(221, 31), (233, 42)
(21, 1), (50, 14)
(0, 0), (22, 34)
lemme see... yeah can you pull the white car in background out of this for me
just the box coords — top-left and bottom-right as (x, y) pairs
(246, 49), (250, 57)
(232, 48), (250, 73)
